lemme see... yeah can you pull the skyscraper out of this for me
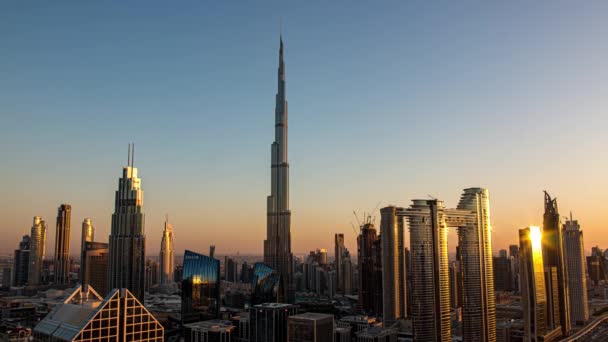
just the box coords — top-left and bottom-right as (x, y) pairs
(264, 35), (293, 303)
(335, 233), (345, 291)
(509, 244), (520, 292)
(542, 192), (570, 336)
(108, 145), (146, 300)
(54, 204), (72, 285)
(80, 218), (94, 285)
(181, 250), (221, 323)
(84, 241), (109, 296)
(380, 206), (407, 324)
(562, 214), (589, 326)
(455, 188), (496, 342)
(520, 226), (549, 341)
(159, 219), (174, 285)
(404, 200), (451, 341)
(13, 235), (30, 287)
(28, 216), (47, 286)
(252, 263), (283, 305)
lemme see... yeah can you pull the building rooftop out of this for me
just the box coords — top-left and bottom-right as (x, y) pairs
(184, 319), (235, 333)
(289, 312), (333, 321)
(253, 302), (295, 309)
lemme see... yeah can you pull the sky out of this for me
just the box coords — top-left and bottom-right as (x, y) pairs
(1, 1), (607, 258)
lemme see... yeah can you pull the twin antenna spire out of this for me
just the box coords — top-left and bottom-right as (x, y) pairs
(127, 143), (135, 168)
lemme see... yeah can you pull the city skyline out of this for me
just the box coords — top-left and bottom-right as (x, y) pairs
(2, 2), (608, 257)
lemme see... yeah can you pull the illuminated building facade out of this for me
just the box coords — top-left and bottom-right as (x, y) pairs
(33, 286), (163, 341)
(108, 145), (146, 300)
(380, 206), (407, 324)
(520, 226), (549, 341)
(54, 204), (72, 285)
(159, 219), (174, 285)
(28, 216), (47, 286)
(80, 218), (94, 285)
(252, 263), (283, 305)
(562, 215), (589, 326)
(181, 250), (220, 324)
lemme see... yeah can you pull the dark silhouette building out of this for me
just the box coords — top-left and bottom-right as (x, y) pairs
(13, 235), (30, 287)
(54, 204), (72, 285)
(252, 263), (283, 305)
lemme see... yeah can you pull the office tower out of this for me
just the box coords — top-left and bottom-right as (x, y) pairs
(13, 235), (30, 286)
(562, 215), (589, 326)
(509, 244), (520, 292)
(342, 250), (353, 295)
(264, 35), (294, 303)
(54, 204), (72, 285)
(28, 216), (47, 286)
(159, 219), (174, 285)
(542, 192), (570, 336)
(493, 255), (512, 292)
(209, 245), (215, 259)
(145, 258), (159, 291)
(380, 206), (406, 324)
(80, 218), (94, 285)
(287, 313), (333, 342)
(405, 247), (412, 316)
(225, 257), (238, 282)
(449, 261), (462, 309)
(454, 188), (496, 342)
(327, 270), (337, 297)
(84, 241), (109, 296)
(404, 199), (451, 342)
(520, 226), (551, 341)
(317, 249), (328, 266)
(33, 286), (163, 341)
(372, 234), (383, 315)
(108, 145), (146, 300)
(181, 250), (221, 324)
(249, 303), (298, 342)
(252, 263), (283, 305)
(241, 262), (252, 283)
(335, 233), (345, 291)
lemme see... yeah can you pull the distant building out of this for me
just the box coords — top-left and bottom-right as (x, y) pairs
(287, 312), (333, 342)
(13, 235), (30, 287)
(335, 233), (345, 292)
(225, 257), (238, 282)
(181, 250), (221, 324)
(494, 255), (512, 292)
(241, 262), (252, 283)
(28, 216), (47, 286)
(145, 258), (159, 291)
(562, 215), (589, 326)
(355, 326), (397, 342)
(509, 244), (520, 292)
(80, 218), (94, 285)
(33, 286), (163, 341)
(184, 320), (235, 342)
(2, 267), (12, 288)
(251, 263), (283, 305)
(159, 219), (174, 285)
(449, 261), (462, 309)
(249, 302), (298, 342)
(84, 242), (109, 296)
(54, 204), (72, 285)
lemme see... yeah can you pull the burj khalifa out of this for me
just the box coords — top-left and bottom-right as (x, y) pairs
(264, 35), (294, 303)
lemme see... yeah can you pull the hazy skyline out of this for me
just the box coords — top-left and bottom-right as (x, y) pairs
(1, 2), (607, 256)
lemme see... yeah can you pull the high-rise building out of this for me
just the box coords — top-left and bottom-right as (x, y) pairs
(542, 192), (570, 336)
(181, 250), (221, 324)
(404, 199), (451, 342)
(264, 35), (294, 303)
(225, 257), (238, 282)
(241, 261), (252, 283)
(33, 286), (163, 341)
(249, 303), (298, 342)
(449, 261), (462, 309)
(335, 233), (345, 291)
(54, 204), (72, 285)
(28, 216), (47, 286)
(520, 226), (551, 341)
(380, 206), (407, 324)
(454, 188), (496, 342)
(13, 235), (30, 287)
(252, 263), (284, 305)
(287, 313), (333, 342)
(145, 258), (159, 292)
(80, 218), (94, 285)
(108, 144), (146, 300)
(562, 215), (589, 326)
(509, 244), (520, 292)
(342, 250), (353, 295)
(159, 219), (174, 285)
(84, 241), (109, 296)
(372, 234), (383, 316)
(493, 255), (512, 292)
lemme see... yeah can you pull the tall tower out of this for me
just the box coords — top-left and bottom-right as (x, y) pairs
(54, 204), (72, 285)
(335, 233), (345, 291)
(28, 216), (47, 286)
(108, 144), (146, 300)
(159, 218), (175, 285)
(456, 188), (496, 342)
(520, 226), (549, 341)
(80, 218), (94, 286)
(405, 200), (451, 342)
(542, 191), (570, 336)
(562, 214), (589, 326)
(357, 222), (379, 314)
(13, 235), (31, 287)
(380, 206), (406, 324)
(264, 35), (293, 303)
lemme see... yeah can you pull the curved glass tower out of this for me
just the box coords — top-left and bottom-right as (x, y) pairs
(181, 250), (220, 323)
(251, 262), (283, 305)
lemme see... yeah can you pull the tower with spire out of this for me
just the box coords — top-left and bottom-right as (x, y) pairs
(159, 216), (174, 285)
(264, 34), (294, 303)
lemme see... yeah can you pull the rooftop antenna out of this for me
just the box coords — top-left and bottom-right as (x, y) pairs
(131, 143), (135, 167)
(127, 143), (131, 166)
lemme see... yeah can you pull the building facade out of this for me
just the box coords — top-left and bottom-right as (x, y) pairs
(520, 226), (549, 341)
(264, 36), (294, 303)
(54, 204), (72, 285)
(249, 303), (297, 342)
(13, 235), (30, 287)
(181, 250), (221, 324)
(28, 216), (47, 286)
(335, 233), (345, 292)
(84, 242), (109, 296)
(252, 263), (283, 305)
(380, 206), (407, 324)
(562, 215), (589, 326)
(80, 218), (94, 285)
(159, 219), (174, 285)
(287, 313), (333, 342)
(108, 145), (146, 300)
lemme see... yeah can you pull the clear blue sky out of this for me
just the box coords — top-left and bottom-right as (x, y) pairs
(1, 1), (607, 256)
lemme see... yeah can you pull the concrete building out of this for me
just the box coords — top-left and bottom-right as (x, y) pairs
(380, 206), (407, 324)
(159, 219), (174, 285)
(28, 216), (47, 286)
(54, 204), (72, 285)
(264, 35), (294, 303)
(108, 144), (146, 300)
(562, 215), (589, 326)
(287, 312), (333, 342)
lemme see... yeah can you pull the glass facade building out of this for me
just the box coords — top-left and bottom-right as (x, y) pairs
(251, 263), (283, 305)
(181, 250), (220, 324)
